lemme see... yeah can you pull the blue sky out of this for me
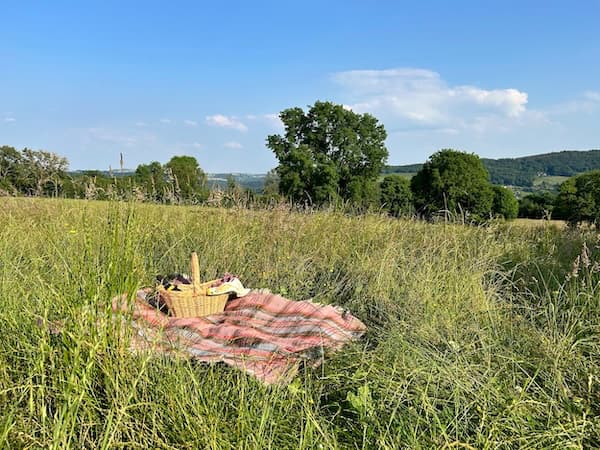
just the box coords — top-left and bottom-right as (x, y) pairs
(1, 1), (599, 172)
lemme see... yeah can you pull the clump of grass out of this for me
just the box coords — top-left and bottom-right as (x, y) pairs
(0, 197), (599, 448)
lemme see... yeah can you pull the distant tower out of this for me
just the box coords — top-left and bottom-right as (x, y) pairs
(120, 152), (124, 174)
(109, 165), (113, 177)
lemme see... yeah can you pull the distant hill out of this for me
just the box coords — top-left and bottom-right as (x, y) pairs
(207, 173), (267, 192)
(385, 150), (600, 188)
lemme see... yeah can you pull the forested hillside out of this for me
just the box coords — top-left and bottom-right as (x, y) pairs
(385, 149), (600, 187)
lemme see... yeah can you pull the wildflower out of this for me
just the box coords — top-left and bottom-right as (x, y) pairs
(581, 242), (590, 269)
(571, 255), (581, 278)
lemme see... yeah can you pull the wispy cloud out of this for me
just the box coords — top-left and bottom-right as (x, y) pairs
(333, 68), (532, 133)
(85, 127), (156, 148)
(245, 113), (283, 129)
(191, 142), (203, 149)
(224, 141), (243, 149)
(159, 118), (172, 124)
(4, 117), (16, 123)
(206, 114), (248, 132)
(184, 119), (198, 127)
(135, 121), (147, 127)
(544, 91), (600, 116)
(262, 113), (283, 129)
(584, 91), (600, 102)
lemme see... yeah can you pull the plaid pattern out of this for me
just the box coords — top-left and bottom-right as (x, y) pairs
(112, 289), (366, 384)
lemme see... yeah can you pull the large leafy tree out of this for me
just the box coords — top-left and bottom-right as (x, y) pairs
(5, 148), (69, 196)
(164, 155), (208, 202)
(554, 170), (600, 227)
(22, 149), (69, 196)
(411, 149), (494, 221)
(267, 101), (388, 206)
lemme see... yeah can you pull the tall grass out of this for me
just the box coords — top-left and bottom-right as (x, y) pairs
(0, 197), (598, 448)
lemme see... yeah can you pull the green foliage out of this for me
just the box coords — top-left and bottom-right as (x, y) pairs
(1, 144), (215, 205)
(555, 170), (600, 226)
(380, 174), (413, 217)
(411, 149), (494, 221)
(382, 163), (422, 175)
(0, 145), (24, 194)
(385, 149), (600, 188)
(165, 155), (208, 202)
(518, 192), (557, 219)
(267, 101), (388, 206)
(0, 146), (68, 196)
(485, 149), (600, 186)
(261, 169), (280, 198)
(491, 185), (519, 219)
(135, 161), (169, 201)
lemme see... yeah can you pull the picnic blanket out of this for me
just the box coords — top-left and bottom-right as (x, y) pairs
(112, 289), (366, 384)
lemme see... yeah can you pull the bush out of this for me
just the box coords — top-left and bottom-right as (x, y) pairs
(492, 185), (518, 219)
(380, 174), (413, 217)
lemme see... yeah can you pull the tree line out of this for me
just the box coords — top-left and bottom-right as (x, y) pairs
(518, 173), (600, 226)
(267, 102), (517, 222)
(386, 149), (600, 187)
(266, 102), (599, 226)
(1, 145), (210, 203)
(2, 101), (599, 226)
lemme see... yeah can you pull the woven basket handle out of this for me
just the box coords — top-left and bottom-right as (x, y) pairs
(190, 252), (201, 293)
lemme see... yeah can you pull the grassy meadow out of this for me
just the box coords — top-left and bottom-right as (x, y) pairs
(0, 198), (599, 449)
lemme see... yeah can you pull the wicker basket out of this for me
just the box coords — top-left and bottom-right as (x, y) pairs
(157, 252), (229, 317)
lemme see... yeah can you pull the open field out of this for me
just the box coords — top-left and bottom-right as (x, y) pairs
(513, 218), (567, 229)
(533, 176), (570, 187)
(0, 198), (599, 448)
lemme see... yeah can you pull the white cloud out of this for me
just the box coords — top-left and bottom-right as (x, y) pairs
(135, 121), (147, 127)
(184, 119), (198, 127)
(4, 117), (16, 123)
(224, 141), (243, 149)
(160, 118), (172, 124)
(191, 142), (203, 149)
(333, 68), (530, 132)
(205, 114), (248, 132)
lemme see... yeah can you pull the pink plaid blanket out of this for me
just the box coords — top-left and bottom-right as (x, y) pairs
(112, 290), (366, 384)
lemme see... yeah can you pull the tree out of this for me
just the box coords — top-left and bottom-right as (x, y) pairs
(518, 192), (556, 219)
(554, 171), (600, 227)
(0, 146), (24, 194)
(20, 148), (68, 196)
(491, 185), (518, 219)
(262, 169), (280, 197)
(135, 161), (168, 201)
(411, 149), (494, 221)
(380, 174), (413, 217)
(266, 101), (388, 206)
(164, 156), (208, 202)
